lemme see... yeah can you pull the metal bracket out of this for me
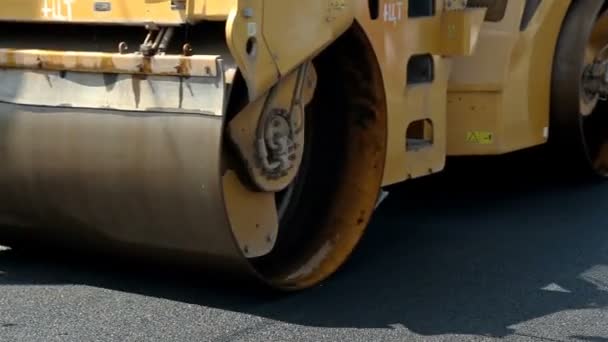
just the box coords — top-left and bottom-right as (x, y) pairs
(583, 60), (608, 101)
(139, 26), (175, 57)
(228, 61), (317, 192)
(170, 0), (187, 10)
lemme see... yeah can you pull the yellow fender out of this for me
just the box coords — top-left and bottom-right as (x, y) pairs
(226, 0), (355, 100)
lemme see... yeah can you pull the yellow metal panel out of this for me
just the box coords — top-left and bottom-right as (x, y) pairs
(447, 92), (502, 154)
(223, 170), (278, 258)
(447, 0), (571, 155)
(226, 0), (280, 101)
(0, 0), (234, 25)
(439, 8), (486, 56)
(189, 0), (236, 21)
(262, 0), (354, 76)
(226, 0), (354, 101)
(354, 1), (485, 186)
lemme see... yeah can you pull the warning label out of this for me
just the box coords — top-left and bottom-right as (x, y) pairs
(466, 131), (493, 145)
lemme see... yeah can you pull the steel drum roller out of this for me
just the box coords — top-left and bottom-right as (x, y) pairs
(0, 103), (252, 268)
(0, 23), (388, 290)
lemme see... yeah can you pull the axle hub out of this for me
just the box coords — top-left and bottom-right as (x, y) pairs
(583, 59), (608, 101)
(257, 108), (301, 179)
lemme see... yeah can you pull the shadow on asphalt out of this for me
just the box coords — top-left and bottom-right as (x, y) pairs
(1, 147), (608, 338)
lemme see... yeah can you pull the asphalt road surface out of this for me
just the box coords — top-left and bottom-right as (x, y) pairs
(2, 151), (608, 342)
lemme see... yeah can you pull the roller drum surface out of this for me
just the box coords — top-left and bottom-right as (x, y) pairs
(0, 102), (254, 274)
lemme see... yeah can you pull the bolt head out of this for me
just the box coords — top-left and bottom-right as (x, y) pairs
(242, 8), (254, 18)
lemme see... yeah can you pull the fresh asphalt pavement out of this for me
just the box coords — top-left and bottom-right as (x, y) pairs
(1, 149), (608, 342)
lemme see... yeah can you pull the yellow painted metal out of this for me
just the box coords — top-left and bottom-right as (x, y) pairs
(439, 9), (487, 57)
(223, 170), (279, 258)
(0, 0), (492, 190)
(447, 0), (571, 155)
(226, 0), (278, 101)
(261, 1), (353, 76)
(226, 0), (354, 101)
(227, 62), (317, 192)
(0, 0), (235, 25)
(353, 2), (486, 185)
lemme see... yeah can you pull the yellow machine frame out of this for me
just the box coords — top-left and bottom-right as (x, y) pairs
(448, 1), (571, 156)
(0, 0), (495, 186)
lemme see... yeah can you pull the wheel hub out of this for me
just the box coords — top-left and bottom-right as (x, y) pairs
(227, 61), (317, 193)
(582, 56), (608, 105)
(257, 107), (302, 179)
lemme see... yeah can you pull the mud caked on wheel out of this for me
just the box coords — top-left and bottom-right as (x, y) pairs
(550, 1), (608, 178)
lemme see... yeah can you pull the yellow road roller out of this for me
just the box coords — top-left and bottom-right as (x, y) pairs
(0, 0), (606, 291)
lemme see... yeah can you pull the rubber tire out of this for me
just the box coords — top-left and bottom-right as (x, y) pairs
(549, 0), (608, 179)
